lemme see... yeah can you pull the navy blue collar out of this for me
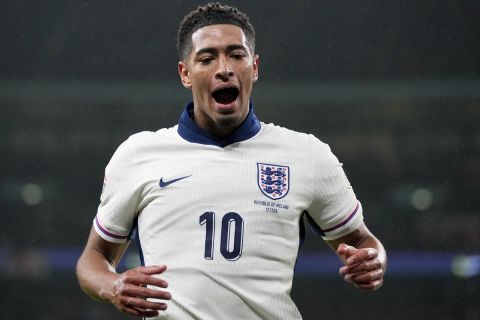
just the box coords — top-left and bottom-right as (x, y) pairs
(177, 101), (261, 147)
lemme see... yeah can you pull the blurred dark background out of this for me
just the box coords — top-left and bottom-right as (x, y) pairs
(1, 0), (479, 319)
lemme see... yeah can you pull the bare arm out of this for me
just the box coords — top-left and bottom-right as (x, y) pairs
(76, 227), (171, 317)
(326, 222), (387, 290)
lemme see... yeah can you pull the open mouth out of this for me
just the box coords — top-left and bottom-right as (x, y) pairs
(212, 87), (239, 105)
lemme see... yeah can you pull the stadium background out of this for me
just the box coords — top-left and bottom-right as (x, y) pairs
(1, 1), (479, 319)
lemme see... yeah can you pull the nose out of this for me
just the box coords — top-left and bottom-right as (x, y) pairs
(215, 57), (233, 81)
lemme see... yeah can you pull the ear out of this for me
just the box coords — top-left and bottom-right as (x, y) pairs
(178, 61), (192, 89)
(252, 54), (260, 82)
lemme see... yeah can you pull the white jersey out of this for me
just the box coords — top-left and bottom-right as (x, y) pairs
(94, 103), (363, 320)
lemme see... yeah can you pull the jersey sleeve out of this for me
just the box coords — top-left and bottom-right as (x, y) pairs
(305, 135), (363, 240)
(93, 137), (142, 243)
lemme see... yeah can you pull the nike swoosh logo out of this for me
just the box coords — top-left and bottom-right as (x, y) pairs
(159, 175), (191, 188)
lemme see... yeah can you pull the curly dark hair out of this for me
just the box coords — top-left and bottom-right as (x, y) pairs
(176, 2), (255, 60)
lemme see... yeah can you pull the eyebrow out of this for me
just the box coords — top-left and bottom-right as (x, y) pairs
(194, 44), (248, 57)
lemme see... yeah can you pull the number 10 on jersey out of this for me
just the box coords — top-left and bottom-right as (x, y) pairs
(199, 212), (244, 261)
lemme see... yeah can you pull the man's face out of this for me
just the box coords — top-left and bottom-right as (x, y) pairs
(178, 24), (259, 137)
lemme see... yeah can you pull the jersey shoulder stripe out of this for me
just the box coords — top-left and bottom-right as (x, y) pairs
(94, 216), (129, 243)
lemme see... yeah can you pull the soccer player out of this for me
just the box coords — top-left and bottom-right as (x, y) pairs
(76, 3), (387, 319)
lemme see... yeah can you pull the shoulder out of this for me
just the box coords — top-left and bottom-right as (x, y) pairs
(117, 127), (176, 151)
(108, 127), (176, 165)
(260, 122), (309, 141)
(260, 122), (332, 153)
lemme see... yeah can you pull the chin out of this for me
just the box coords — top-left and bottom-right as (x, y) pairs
(214, 112), (242, 128)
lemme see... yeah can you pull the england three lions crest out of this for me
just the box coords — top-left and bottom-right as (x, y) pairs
(257, 163), (290, 200)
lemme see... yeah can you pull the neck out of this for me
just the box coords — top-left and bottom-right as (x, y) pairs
(177, 101), (261, 148)
(192, 108), (249, 140)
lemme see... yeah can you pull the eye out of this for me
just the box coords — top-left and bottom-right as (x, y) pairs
(231, 52), (246, 60)
(199, 57), (214, 65)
